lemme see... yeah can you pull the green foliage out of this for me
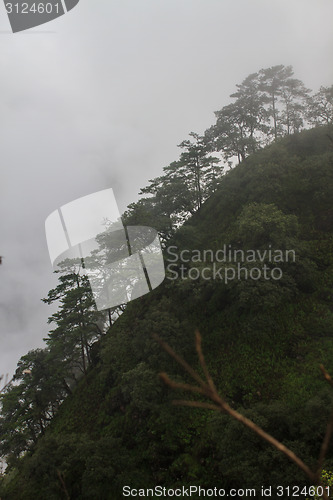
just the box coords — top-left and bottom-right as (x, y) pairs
(307, 85), (333, 126)
(124, 132), (223, 238)
(306, 470), (333, 500)
(236, 202), (299, 247)
(206, 64), (311, 165)
(2, 76), (333, 498)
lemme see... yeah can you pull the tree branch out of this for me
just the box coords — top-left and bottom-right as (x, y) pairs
(155, 332), (333, 497)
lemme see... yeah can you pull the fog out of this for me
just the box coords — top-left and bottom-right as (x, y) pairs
(1, 0), (333, 378)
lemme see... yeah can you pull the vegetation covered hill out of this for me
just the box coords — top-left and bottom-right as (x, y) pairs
(1, 125), (333, 498)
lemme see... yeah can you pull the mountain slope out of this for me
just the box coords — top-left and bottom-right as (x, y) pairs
(2, 126), (333, 499)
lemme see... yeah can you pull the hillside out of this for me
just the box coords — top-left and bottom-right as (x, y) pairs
(2, 126), (333, 499)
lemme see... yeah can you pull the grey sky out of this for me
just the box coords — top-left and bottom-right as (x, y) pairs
(1, 0), (333, 378)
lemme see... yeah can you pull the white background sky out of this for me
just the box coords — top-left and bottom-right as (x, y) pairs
(1, 0), (333, 378)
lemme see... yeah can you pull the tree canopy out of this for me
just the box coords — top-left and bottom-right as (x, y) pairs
(1, 66), (333, 499)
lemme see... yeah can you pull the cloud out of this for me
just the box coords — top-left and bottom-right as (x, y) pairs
(0, 0), (332, 377)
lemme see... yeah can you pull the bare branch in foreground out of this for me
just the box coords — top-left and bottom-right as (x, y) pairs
(155, 332), (333, 499)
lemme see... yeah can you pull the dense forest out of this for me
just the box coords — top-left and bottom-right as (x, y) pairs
(1, 65), (333, 499)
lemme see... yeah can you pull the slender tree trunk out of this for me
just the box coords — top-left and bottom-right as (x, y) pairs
(196, 159), (202, 209)
(62, 378), (72, 396)
(80, 334), (87, 376)
(272, 91), (277, 139)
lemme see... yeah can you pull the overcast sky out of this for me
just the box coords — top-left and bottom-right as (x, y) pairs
(1, 0), (333, 379)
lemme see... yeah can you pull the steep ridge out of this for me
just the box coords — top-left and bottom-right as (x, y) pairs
(3, 125), (333, 499)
